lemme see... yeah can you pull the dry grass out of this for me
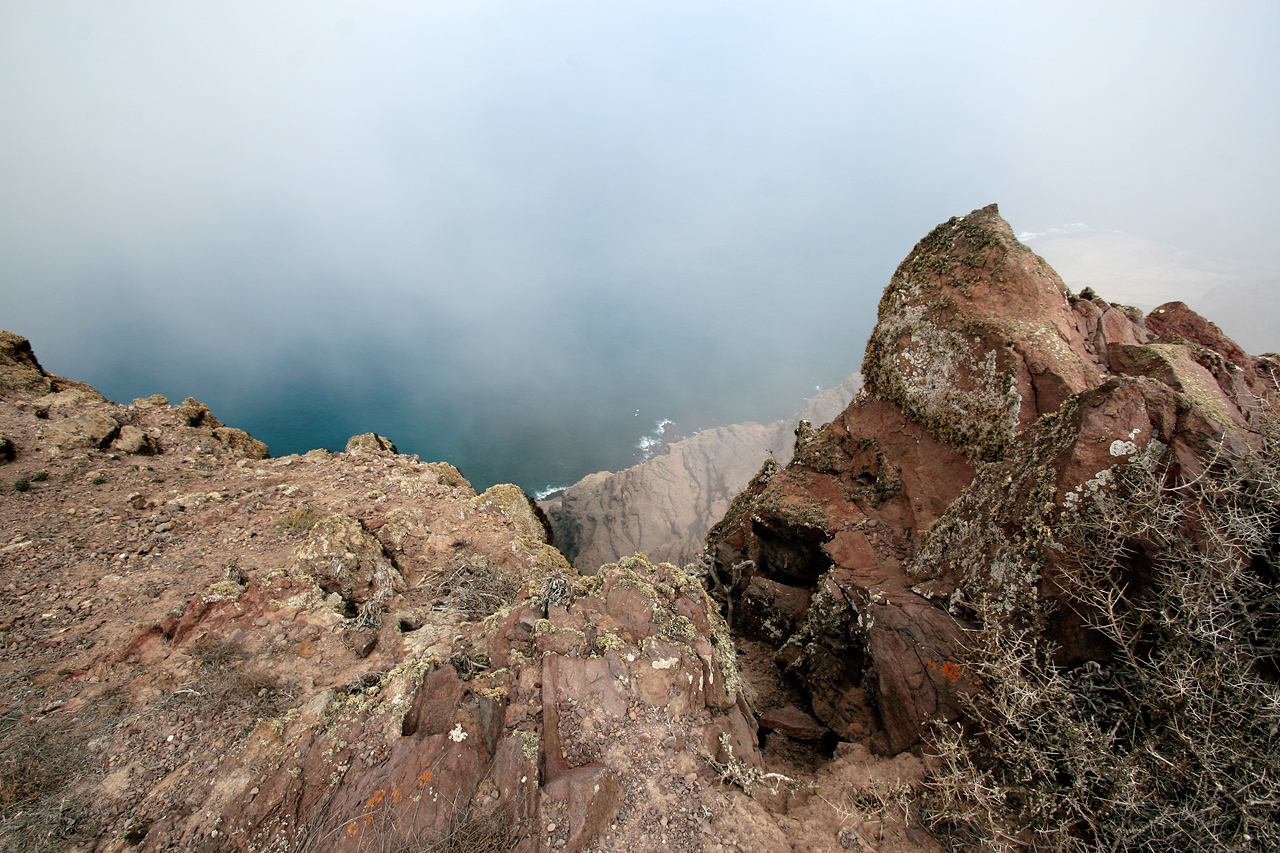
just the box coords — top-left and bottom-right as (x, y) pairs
(422, 803), (522, 853)
(303, 791), (523, 853)
(189, 634), (247, 669)
(0, 686), (125, 852)
(183, 634), (287, 717)
(279, 505), (323, 532)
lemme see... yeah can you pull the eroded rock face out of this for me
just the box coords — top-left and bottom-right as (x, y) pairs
(707, 205), (1280, 755)
(543, 373), (862, 571)
(127, 552), (761, 853)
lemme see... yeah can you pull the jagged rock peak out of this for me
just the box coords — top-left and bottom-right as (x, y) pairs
(862, 204), (1116, 461)
(1, 329), (106, 403)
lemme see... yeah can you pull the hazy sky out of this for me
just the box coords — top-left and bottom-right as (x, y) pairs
(3, 2), (1278, 491)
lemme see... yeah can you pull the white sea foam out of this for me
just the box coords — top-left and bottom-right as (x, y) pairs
(1018, 223), (1118, 243)
(635, 418), (676, 462)
(533, 484), (568, 500)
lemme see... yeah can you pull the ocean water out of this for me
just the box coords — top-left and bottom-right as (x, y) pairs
(38, 303), (867, 495)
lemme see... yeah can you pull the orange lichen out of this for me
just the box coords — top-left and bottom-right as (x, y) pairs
(926, 658), (965, 684)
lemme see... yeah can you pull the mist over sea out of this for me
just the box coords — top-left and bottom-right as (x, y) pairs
(4, 5), (1277, 494)
(44, 283), (865, 494)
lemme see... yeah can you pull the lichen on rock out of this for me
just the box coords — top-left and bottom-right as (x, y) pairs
(286, 512), (404, 612)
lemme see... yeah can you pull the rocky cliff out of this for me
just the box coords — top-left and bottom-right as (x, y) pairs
(3, 203), (1276, 853)
(706, 204), (1279, 759)
(0, 335), (919, 853)
(542, 374), (862, 572)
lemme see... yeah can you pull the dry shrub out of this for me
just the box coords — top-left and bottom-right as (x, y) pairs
(923, 421), (1280, 851)
(184, 635), (287, 717)
(220, 669), (283, 705)
(429, 558), (519, 622)
(279, 505), (323, 532)
(825, 778), (921, 851)
(189, 634), (247, 669)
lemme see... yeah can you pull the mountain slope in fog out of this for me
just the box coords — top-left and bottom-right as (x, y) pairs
(541, 373), (862, 571)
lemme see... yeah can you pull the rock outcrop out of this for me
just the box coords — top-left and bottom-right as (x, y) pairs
(345, 432), (399, 454)
(542, 374), (862, 571)
(4, 337), (918, 853)
(1, 329), (107, 404)
(706, 204), (1280, 755)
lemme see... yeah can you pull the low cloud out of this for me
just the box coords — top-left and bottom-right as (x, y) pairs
(3, 3), (1277, 489)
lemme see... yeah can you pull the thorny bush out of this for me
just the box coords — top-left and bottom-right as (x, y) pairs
(923, 417), (1280, 852)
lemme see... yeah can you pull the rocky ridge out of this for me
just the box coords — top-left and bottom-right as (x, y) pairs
(542, 375), (862, 572)
(706, 204), (1279, 756)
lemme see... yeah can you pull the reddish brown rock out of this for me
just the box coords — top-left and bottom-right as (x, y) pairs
(759, 705), (830, 742)
(862, 204), (1123, 461)
(1146, 300), (1252, 368)
(1145, 299), (1278, 424)
(737, 576), (811, 646)
(707, 205), (1280, 756)
(543, 764), (621, 853)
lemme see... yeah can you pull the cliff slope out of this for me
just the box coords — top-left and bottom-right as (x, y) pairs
(542, 374), (861, 572)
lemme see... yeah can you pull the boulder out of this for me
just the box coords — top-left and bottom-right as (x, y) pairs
(111, 424), (156, 455)
(735, 576), (810, 647)
(758, 706), (830, 742)
(474, 483), (553, 544)
(346, 432), (398, 454)
(173, 396), (217, 427)
(42, 411), (120, 453)
(287, 513), (404, 610)
(212, 425), (269, 459)
(544, 764), (620, 853)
